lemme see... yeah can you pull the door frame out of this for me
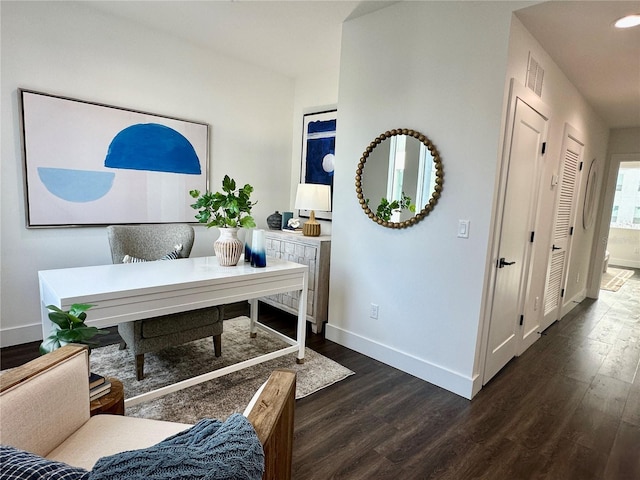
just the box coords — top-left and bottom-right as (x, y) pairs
(587, 152), (640, 297)
(474, 79), (551, 394)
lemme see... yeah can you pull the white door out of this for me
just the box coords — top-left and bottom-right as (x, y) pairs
(541, 125), (584, 330)
(484, 97), (547, 383)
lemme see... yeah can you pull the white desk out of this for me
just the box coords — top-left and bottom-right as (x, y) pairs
(38, 256), (308, 407)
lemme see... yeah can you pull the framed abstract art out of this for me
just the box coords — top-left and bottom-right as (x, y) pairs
(299, 109), (336, 221)
(19, 89), (208, 227)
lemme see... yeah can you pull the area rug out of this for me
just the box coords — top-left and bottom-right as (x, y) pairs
(89, 317), (354, 423)
(600, 267), (635, 292)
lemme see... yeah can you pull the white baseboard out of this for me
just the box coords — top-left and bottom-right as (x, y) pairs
(0, 323), (42, 348)
(560, 288), (586, 319)
(325, 324), (475, 400)
(609, 258), (640, 269)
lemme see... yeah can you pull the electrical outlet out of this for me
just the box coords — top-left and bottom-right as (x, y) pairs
(370, 303), (379, 319)
(576, 272), (580, 283)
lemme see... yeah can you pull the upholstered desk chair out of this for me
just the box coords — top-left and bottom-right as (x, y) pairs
(106, 224), (224, 380)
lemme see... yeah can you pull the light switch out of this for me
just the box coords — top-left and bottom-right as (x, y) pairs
(458, 220), (470, 238)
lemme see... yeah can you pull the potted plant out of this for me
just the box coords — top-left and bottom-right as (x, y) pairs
(189, 175), (257, 266)
(40, 303), (108, 354)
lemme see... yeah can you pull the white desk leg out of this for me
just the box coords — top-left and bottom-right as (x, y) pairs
(296, 270), (308, 364)
(249, 298), (258, 338)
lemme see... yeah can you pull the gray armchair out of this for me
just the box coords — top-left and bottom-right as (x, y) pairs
(106, 224), (223, 380)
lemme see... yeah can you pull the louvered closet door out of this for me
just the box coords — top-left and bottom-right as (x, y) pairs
(542, 126), (583, 330)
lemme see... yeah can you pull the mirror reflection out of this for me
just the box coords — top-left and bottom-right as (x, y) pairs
(355, 129), (443, 228)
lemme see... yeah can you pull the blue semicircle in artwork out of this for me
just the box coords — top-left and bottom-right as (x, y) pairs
(38, 168), (115, 202)
(105, 123), (201, 175)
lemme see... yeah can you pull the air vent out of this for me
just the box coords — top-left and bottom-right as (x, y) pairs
(526, 53), (544, 97)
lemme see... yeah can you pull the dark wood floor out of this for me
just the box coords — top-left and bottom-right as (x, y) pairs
(2, 269), (639, 479)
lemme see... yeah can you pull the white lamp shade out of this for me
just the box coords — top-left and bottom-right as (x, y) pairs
(295, 183), (331, 212)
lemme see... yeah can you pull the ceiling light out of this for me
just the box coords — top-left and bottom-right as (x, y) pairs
(614, 14), (640, 28)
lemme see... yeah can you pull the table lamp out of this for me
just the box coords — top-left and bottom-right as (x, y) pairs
(295, 183), (331, 236)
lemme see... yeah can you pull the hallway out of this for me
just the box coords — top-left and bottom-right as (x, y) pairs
(291, 269), (640, 479)
(473, 266), (640, 479)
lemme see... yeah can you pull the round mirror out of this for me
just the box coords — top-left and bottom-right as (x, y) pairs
(355, 128), (444, 228)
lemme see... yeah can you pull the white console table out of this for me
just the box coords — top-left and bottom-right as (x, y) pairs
(263, 230), (331, 333)
(38, 256), (308, 407)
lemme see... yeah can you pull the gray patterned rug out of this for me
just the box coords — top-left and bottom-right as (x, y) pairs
(89, 317), (354, 423)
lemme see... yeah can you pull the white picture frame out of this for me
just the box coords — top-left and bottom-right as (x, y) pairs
(20, 89), (209, 227)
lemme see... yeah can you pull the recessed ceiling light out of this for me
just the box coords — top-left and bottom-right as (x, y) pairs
(614, 14), (640, 28)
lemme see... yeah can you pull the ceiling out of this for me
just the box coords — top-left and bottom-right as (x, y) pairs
(88, 1), (394, 78)
(88, 1), (640, 129)
(516, 1), (640, 129)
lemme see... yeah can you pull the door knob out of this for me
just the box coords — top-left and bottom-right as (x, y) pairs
(552, 245), (561, 251)
(498, 257), (516, 268)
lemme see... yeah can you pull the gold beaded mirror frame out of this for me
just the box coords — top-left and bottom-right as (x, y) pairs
(355, 128), (444, 229)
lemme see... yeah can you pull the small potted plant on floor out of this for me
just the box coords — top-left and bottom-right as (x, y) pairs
(40, 303), (109, 354)
(189, 175), (257, 266)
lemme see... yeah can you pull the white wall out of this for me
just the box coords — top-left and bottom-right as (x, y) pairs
(608, 128), (640, 158)
(0, 1), (295, 346)
(326, 1), (518, 398)
(326, 2), (610, 399)
(608, 228), (640, 268)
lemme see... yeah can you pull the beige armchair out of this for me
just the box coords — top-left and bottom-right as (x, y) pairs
(107, 224), (224, 380)
(0, 345), (296, 479)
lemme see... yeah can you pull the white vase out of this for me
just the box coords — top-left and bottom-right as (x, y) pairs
(214, 227), (243, 266)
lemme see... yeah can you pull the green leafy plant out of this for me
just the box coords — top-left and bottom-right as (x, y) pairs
(367, 193), (416, 222)
(40, 303), (108, 354)
(189, 175), (257, 228)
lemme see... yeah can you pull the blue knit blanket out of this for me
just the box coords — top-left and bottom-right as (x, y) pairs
(89, 414), (264, 480)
